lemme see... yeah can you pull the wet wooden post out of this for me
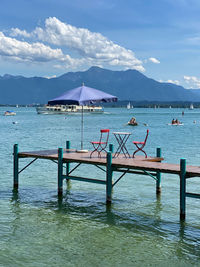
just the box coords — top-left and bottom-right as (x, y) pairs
(106, 152), (113, 203)
(13, 144), (19, 189)
(109, 144), (114, 186)
(156, 147), (161, 195)
(66, 141), (70, 185)
(58, 148), (63, 196)
(180, 158), (186, 220)
(109, 144), (114, 153)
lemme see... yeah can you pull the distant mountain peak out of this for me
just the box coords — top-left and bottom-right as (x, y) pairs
(0, 66), (200, 104)
(2, 74), (14, 79)
(87, 66), (108, 72)
(88, 66), (101, 70)
(0, 74), (24, 80)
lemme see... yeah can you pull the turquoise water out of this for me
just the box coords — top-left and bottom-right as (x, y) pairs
(1, 107), (200, 266)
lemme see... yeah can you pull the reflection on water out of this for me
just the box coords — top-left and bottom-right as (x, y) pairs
(7, 186), (200, 266)
(1, 107), (200, 266)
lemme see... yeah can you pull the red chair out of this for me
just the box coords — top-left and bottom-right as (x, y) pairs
(132, 129), (149, 158)
(90, 129), (110, 158)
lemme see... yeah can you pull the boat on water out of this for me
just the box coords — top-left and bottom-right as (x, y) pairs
(127, 102), (131, 109)
(167, 123), (184, 126)
(168, 118), (183, 126)
(4, 111), (16, 116)
(127, 102), (133, 109)
(127, 116), (138, 126)
(36, 104), (104, 114)
(189, 104), (194, 110)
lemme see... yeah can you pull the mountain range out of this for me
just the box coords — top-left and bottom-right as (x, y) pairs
(0, 66), (200, 104)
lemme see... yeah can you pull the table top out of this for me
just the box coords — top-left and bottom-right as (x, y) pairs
(113, 132), (132, 135)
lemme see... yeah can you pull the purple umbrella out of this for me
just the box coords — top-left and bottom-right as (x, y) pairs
(48, 84), (118, 150)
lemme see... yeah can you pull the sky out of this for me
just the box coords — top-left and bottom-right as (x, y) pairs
(1, 0), (200, 89)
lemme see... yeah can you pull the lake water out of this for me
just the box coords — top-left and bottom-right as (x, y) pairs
(1, 106), (200, 266)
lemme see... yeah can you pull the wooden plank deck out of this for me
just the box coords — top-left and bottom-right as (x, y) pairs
(18, 149), (200, 178)
(14, 145), (200, 219)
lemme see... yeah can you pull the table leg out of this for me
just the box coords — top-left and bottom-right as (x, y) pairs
(113, 134), (122, 157)
(120, 135), (131, 158)
(113, 134), (131, 158)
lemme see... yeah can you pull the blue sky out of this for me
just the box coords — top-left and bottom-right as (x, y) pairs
(1, 0), (200, 89)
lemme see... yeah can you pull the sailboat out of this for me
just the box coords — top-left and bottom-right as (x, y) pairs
(189, 104), (194, 110)
(127, 102), (131, 109)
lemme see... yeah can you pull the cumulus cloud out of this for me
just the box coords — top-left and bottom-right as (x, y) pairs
(45, 75), (57, 79)
(166, 79), (180, 85)
(9, 17), (144, 71)
(159, 79), (180, 85)
(0, 31), (83, 68)
(148, 57), (160, 64)
(187, 36), (200, 45)
(10, 28), (31, 38)
(184, 75), (200, 88)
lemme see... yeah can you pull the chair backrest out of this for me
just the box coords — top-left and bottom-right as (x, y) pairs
(100, 129), (110, 143)
(144, 129), (149, 144)
(101, 129), (110, 133)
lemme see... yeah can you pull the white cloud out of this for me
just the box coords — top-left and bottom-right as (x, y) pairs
(159, 79), (180, 85)
(148, 57), (160, 64)
(0, 32), (83, 68)
(9, 17), (144, 71)
(187, 35), (200, 45)
(184, 75), (200, 88)
(45, 75), (57, 79)
(167, 79), (180, 85)
(10, 28), (31, 38)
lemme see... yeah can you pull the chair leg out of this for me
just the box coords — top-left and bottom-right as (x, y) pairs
(90, 150), (95, 158)
(99, 147), (107, 155)
(133, 145), (147, 158)
(90, 143), (109, 158)
(90, 144), (100, 158)
(133, 149), (139, 158)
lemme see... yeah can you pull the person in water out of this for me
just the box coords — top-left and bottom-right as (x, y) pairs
(129, 117), (138, 125)
(175, 118), (181, 124)
(172, 118), (181, 124)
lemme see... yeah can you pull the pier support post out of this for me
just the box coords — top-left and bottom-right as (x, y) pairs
(66, 141), (70, 185)
(109, 144), (114, 153)
(13, 144), (19, 190)
(109, 144), (114, 186)
(180, 158), (186, 220)
(106, 152), (113, 203)
(58, 148), (63, 196)
(156, 147), (161, 195)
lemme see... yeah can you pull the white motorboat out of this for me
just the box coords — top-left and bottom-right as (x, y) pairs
(4, 111), (16, 116)
(36, 104), (103, 114)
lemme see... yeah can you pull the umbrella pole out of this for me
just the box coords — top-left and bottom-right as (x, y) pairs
(77, 105), (88, 153)
(81, 106), (83, 150)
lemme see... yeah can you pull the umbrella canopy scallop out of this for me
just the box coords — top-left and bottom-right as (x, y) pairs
(48, 85), (118, 106)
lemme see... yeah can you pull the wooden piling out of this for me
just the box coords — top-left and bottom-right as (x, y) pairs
(109, 144), (114, 187)
(106, 152), (112, 203)
(66, 141), (70, 185)
(180, 158), (186, 220)
(109, 144), (114, 153)
(58, 148), (63, 196)
(156, 147), (161, 195)
(13, 144), (19, 189)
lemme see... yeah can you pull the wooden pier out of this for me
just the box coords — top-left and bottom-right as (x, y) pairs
(13, 143), (200, 220)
